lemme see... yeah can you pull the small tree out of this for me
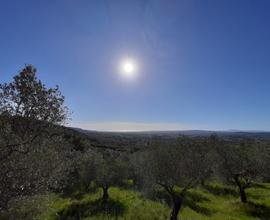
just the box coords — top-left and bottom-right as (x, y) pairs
(73, 149), (99, 193)
(94, 152), (128, 203)
(216, 139), (264, 203)
(140, 137), (214, 220)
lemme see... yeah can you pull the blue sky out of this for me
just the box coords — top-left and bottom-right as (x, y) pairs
(1, 0), (270, 131)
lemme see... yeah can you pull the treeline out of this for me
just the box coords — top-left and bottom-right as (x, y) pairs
(1, 66), (270, 220)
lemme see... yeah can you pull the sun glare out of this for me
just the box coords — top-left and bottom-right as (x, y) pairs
(119, 58), (137, 79)
(123, 62), (134, 73)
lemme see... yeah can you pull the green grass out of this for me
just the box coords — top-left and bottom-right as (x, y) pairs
(37, 183), (270, 220)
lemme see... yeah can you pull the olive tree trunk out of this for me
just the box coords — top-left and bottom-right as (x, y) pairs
(234, 177), (247, 203)
(102, 186), (109, 203)
(170, 194), (183, 220)
(239, 187), (247, 203)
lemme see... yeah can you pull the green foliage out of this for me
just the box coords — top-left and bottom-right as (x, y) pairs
(94, 153), (128, 189)
(0, 64), (68, 123)
(135, 136), (216, 219)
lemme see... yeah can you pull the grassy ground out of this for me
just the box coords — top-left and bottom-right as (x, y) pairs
(36, 182), (270, 220)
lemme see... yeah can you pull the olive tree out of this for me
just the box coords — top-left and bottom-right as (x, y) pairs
(0, 65), (70, 211)
(72, 149), (99, 193)
(93, 152), (128, 203)
(216, 139), (264, 203)
(139, 137), (215, 220)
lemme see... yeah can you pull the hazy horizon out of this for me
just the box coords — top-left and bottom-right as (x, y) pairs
(70, 121), (270, 132)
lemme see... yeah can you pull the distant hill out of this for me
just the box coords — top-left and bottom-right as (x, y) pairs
(70, 127), (270, 152)
(72, 127), (270, 139)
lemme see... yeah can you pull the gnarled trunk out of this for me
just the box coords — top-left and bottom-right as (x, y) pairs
(170, 194), (182, 220)
(234, 176), (247, 203)
(102, 186), (109, 203)
(239, 187), (247, 203)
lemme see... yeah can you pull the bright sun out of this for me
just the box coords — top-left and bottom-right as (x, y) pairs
(120, 59), (137, 78)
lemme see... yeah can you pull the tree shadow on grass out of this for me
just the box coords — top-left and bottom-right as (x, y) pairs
(184, 191), (213, 216)
(203, 183), (238, 197)
(245, 201), (270, 220)
(70, 186), (99, 201)
(152, 189), (214, 216)
(252, 183), (270, 190)
(57, 198), (126, 220)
